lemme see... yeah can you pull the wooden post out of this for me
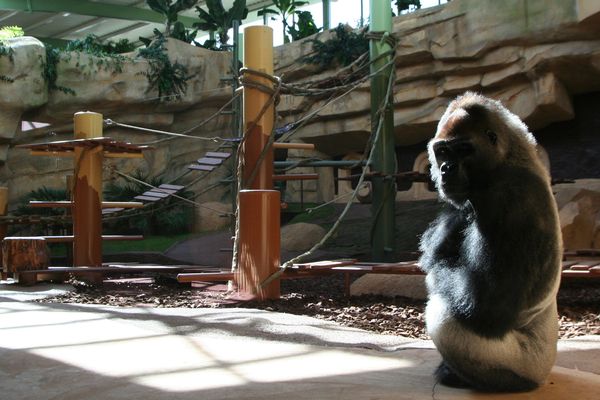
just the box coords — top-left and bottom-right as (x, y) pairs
(236, 190), (280, 300)
(242, 26), (274, 190)
(237, 26), (280, 299)
(0, 187), (7, 280)
(72, 112), (103, 267)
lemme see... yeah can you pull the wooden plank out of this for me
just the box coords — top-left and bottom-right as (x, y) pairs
(272, 142), (315, 150)
(151, 188), (178, 194)
(189, 164), (215, 171)
(104, 153), (144, 159)
(589, 266), (600, 274)
(177, 272), (234, 283)
(205, 151), (231, 159)
(562, 270), (593, 278)
(29, 201), (72, 208)
(102, 202), (144, 208)
(159, 184), (185, 191)
(29, 201), (143, 208)
(562, 261), (579, 270)
(134, 195), (161, 201)
(294, 259), (357, 270)
(569, 260), (600, 270)
(102, 208), (124, 214)
(197, 157), (224, 165)
(42, 235), (144, 243)
(142, 191), (170, 198)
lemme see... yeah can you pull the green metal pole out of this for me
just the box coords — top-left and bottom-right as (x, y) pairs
(369, 0), (396, 262)
(322, 0), (331, 30)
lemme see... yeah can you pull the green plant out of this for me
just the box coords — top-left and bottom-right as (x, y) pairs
(41, 35), (136, 96)
(194, 0), (248, 48)
(287, 10), (320, 42)
(0, 25), (24, 80)
(65, 34), (133, 74)
(394, 0), (421, 15)
(303, 24), (369, 69)
(66, 35), (136, 55)
(146, 0), (198, 35)
(137, 35), (191, 100)
(258, 0), (308, 44)
(0, 25), (24, 41)
(104, 171), (193, 235)
(42, 46), (76, 95)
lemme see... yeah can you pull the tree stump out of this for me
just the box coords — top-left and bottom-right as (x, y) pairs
(2, 237), (50, 278)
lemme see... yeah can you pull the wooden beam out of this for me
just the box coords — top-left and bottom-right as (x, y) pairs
(272, 142), (315, 150)
(29, 201), (144, 208)
(0, 0), (197, 27)
(42, 235), (144, 243)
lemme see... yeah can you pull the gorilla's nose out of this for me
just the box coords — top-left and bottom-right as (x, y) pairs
(440, 162), (458, 177)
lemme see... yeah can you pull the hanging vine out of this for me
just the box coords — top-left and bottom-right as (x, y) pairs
(137, 35), (192, 101)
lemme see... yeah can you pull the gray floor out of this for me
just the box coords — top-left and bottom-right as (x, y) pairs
(1, 282), (599, 400)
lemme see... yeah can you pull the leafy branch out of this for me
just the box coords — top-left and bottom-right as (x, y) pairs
(194, 0), (248, 48)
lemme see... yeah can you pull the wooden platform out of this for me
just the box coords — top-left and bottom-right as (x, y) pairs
(177, 257), (600, 297)
(16, 137), (151, 157)
(14, 264), (224, 286)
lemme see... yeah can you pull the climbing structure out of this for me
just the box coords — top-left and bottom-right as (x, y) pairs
(17, 111), (150, 268)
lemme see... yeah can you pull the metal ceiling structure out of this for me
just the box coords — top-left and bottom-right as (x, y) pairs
(0, 0), (276, 47)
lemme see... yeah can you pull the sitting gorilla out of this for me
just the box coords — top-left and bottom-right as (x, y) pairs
(419, 92), (562, 392)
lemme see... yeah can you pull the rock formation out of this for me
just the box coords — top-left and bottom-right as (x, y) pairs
(0, 0), (599, 240)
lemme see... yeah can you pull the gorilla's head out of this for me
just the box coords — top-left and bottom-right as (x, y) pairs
(428, 92), (540, 208)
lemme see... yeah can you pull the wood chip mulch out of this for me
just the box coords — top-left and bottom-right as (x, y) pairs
(35, 275), (599, 340)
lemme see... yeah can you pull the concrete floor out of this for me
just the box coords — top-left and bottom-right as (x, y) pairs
(1, 283), (599, 400)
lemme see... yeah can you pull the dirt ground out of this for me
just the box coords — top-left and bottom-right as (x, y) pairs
(36, 200), (600, 340)
(36, 273), (600, 340)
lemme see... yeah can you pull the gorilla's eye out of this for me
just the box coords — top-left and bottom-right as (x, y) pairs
(454, 142), (475, 158)
(486, 130), (497, 145)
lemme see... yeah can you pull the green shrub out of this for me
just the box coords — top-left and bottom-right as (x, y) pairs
(303, 24), (369, 69)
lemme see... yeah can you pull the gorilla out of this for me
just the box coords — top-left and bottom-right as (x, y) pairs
(419, 92), (562, 392)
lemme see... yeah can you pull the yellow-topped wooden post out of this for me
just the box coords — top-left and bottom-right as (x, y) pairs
(73, 111), (103, 267)
(242, 25), (274, 190)
(0, 187), (7, 279)
(237, 26), (280, 300)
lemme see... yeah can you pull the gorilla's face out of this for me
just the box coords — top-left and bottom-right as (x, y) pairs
(428, 104), (500, 207)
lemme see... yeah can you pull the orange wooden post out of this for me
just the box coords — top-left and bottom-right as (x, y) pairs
(242, 26), (274, 190)
(236, 190), (280, 300)
(236, 26), (280, 299)
(0, 187), (7, 279)
(72, 112), (103, 267)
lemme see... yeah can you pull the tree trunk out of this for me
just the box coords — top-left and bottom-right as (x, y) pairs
(2, 237), (49, 276)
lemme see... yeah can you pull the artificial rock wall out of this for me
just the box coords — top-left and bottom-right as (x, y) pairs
(1, 0), (600, 209)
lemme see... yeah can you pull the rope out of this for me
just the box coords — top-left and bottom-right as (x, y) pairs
(258, 47), (397, 291)
(277, 58), (396, 144)
(103, 92), (241, 145)
(110, 168), (231, 215)
(104, 119), (224, 142)
(230, 67), (282, 274)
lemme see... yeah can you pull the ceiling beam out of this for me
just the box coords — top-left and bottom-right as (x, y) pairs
(0, 0), (197, 27)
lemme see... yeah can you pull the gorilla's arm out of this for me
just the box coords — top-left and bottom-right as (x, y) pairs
(419, 208), (468, 273)
(455, 171), (559, 337)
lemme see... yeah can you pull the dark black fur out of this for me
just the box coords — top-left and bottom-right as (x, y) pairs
(419, 93), (561, 392)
